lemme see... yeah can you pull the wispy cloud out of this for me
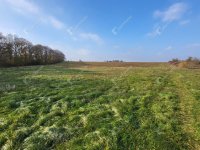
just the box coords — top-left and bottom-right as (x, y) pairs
(79, 33), (104, 45)
(165, 46), (173, 50)
(147, 23), (169, 37)
(66, 48), (92, 61)
(179, 19), (190, 26)
(2, 0), (104, 47)
(3, 0), (65, 30)
(112, 16), (132, 35)
(148, 2), (189, 37)
(113, 45), (120, 49)
(154, 3), (188, 22)
(66, 16), (88, 36)
(5, 0), (40, 14)
(187, 43), (200, 48)
(48, 16), (64, 29)
(76, 49), (91, 57)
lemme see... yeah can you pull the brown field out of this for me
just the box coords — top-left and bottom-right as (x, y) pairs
(62, 61), (168, 68)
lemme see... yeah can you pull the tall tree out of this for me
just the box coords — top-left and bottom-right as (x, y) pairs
(0, 32), (65, 67)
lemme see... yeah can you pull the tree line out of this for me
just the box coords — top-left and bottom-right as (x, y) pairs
(169, 57), (200, 69)
(0, 32), (65, 67)
(169, 57), (200, 64)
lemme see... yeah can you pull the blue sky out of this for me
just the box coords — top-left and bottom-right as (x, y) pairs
(0, 0), (200, 61)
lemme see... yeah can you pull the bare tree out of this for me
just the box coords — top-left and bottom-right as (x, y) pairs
(0, 32), (65, 67)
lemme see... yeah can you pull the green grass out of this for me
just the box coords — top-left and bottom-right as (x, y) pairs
(0, 62), (200, 149)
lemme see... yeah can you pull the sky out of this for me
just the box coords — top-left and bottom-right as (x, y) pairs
(0, 0), (200, 62)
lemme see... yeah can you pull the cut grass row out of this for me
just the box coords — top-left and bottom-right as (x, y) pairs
(171, 70), (200, 147)
(0, 63), (200, 149)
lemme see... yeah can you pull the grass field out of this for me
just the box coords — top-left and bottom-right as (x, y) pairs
(0, 62), (200, 150)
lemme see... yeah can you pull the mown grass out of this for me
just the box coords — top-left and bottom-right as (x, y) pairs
(0, 62), (200, 149)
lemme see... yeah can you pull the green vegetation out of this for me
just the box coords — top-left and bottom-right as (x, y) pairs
(0, 62), (200, 149)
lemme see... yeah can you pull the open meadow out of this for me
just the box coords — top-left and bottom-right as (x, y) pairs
(0, 62), (200, 149)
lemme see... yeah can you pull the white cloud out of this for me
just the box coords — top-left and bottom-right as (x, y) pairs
(2, 0), (104, 49)
(165, 46), (173, 50)
(48, 16), (64, 29)
(79, 33), (103, 45)
(179, 20), (190, 26)
(66, 16), (88, 36)
(147, 26), (162, 37)
(76, 49), (91, 57)
(111, 16), (132, 35)
(5, 0), (39, 14)
(113, 45), (120, 49)
(148, 3), (189, 37)
(187, 43), (200, 48)
(147, 23), (169, 37)
(154, 3), (188, 22)
(3, 0), (65, 30)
